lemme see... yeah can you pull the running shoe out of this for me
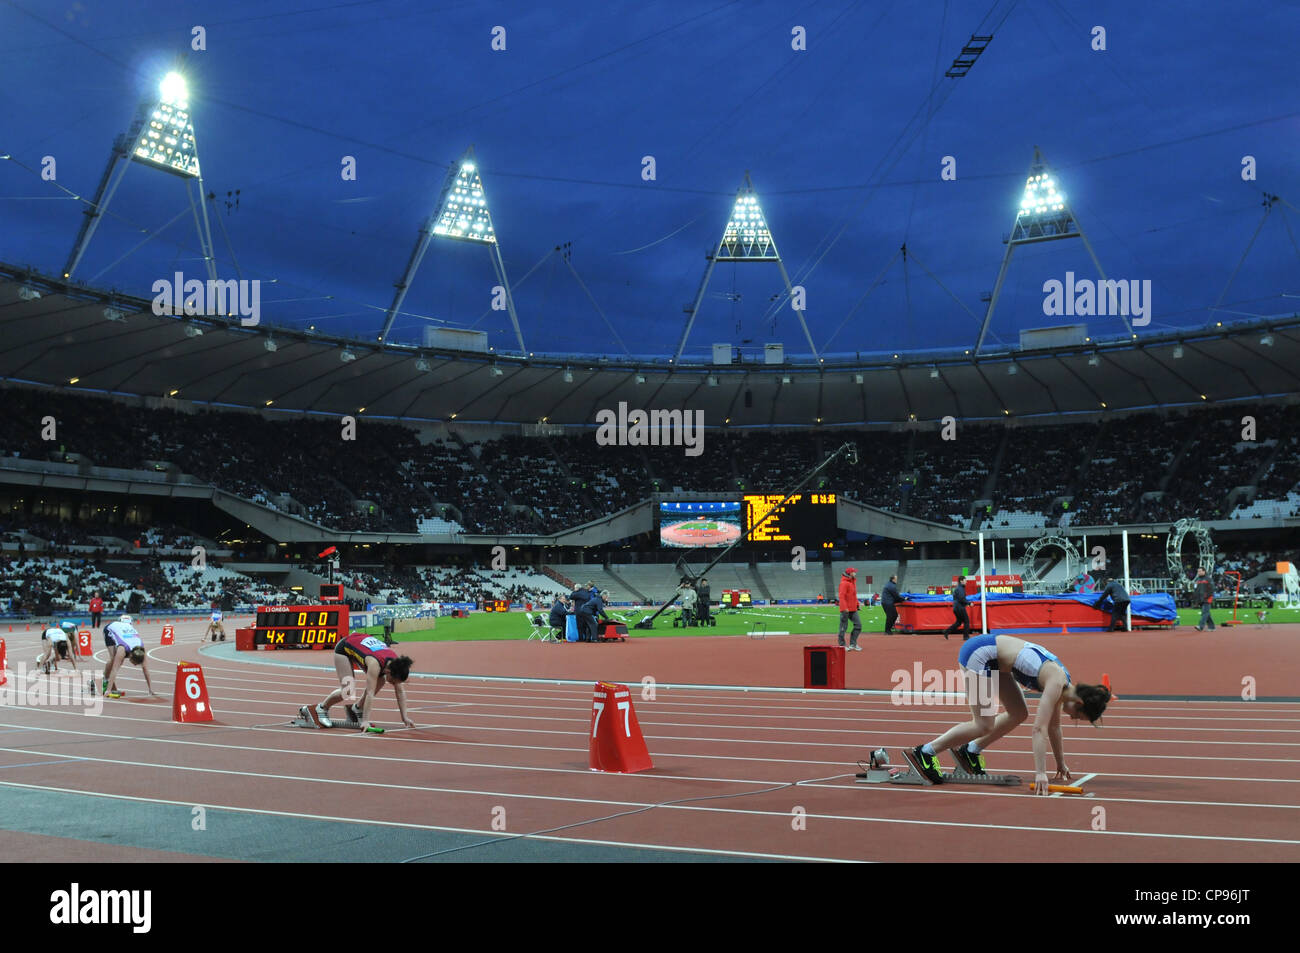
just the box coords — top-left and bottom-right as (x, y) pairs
(313, 703), (334, 728)
(905, 745), (944, 784)
(347, 704), (363, 724)
(952, 743), (986, 775)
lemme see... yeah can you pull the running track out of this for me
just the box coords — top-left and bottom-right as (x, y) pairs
(1, 619), (1297, 862)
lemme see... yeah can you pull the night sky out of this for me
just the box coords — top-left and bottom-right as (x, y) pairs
(2, 0), (1298, 360)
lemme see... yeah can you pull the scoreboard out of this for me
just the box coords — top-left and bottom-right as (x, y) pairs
(253, 605), (349, 650)
(743, 493), (839, 549)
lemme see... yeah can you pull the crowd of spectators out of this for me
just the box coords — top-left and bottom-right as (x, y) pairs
(3, 387), (1298, 536)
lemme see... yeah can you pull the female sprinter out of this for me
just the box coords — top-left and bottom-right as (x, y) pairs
(37, 620), (79, 674)
(904, 633), (1111, 795)
(102, 615), (157, 698)
(304, 632), (415, 734)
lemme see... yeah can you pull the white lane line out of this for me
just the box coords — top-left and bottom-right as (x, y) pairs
(0, 780), (857, 864)
(3, 712), (1300, 791)
(0, 772), (1295, 849)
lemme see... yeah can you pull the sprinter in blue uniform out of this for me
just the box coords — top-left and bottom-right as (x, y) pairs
(904, 633), (1111, 795)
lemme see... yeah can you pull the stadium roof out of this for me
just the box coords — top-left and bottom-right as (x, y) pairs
(2, 264), (1298, 428)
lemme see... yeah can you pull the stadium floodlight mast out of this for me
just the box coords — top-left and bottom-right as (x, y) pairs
(64, 69), (217, 283)
(975, 147), (1125, 354)
(674, 172), (818, 364)
(379, 146), (525, 353)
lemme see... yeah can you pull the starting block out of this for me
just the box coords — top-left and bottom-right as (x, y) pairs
(855, 748), (1022, 787)
(293, 705), (363, 729)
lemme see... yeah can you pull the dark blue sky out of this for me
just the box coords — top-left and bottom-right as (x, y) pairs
(2, 0), (1298, 360)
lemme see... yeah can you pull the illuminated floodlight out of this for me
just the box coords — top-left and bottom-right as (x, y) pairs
(1017, 172), (1066, 218)
(720, 190), (776, 259)
(130, 72), (200, 178)
(431, 160), (496, 244)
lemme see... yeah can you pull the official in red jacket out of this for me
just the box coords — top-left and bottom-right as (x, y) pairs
(88, 593), (104, 628)
(837, 567), (862, 651)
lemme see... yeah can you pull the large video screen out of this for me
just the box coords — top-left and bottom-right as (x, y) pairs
(658, 500), (743, 548)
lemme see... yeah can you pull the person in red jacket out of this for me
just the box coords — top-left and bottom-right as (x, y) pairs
(88, 593), (104, 628)
(837, 567), (862, 651)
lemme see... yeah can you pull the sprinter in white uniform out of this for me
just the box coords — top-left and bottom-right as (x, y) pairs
(37, 621), (79, 674)
(102, 616), (157, 698)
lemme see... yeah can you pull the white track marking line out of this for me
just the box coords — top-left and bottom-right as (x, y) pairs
(0, 770), (1295, 849)
(0, 780), (857, 864)
(2, 714), (1300, 795)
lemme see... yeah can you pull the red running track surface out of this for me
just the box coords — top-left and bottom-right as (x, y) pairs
(0, 621), (1297, 862)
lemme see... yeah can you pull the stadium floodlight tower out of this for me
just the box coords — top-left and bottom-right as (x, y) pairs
(64, 70), (217, 283)
(379, 146), (525, 352)
(674, 172), (817, 363)
(975, 147), (1126, 354)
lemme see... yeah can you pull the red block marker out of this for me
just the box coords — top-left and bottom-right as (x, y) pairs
(173, 662), (214, 723)
(589, 681), (652, 773)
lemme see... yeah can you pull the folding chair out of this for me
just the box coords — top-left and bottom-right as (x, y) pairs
(526, 614), (559, 642)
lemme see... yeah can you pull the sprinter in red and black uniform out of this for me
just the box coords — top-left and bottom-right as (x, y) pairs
(303, 632), (414, 733)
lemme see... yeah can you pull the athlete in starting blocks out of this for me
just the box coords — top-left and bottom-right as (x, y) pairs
(301, 632), (415, 734)
(904, 633), (1111, 795)
(37, 621), (79, 674)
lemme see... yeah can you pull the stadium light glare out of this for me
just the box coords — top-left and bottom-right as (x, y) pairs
(169, 389), (179, 396)
(159, 72), (188, 105)
(854, 373), (864, 384)
(68, 377), (79, 385)
(929, 368), (939, 379)
(450, 412), (458, 419)
(781, 375), (792, 384)
(265, 400), (273, 406)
